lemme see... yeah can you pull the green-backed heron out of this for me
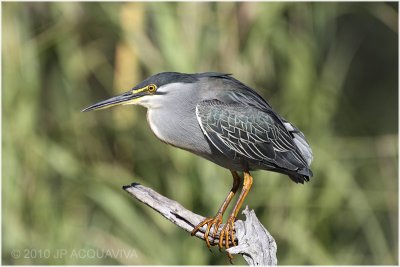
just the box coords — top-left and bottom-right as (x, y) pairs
(83, 72), (313, 259)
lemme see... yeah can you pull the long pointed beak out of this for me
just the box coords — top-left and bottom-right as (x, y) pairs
(82, 91), (144, 112)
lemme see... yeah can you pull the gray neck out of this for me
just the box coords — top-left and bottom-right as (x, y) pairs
(144, 83), (213, 157)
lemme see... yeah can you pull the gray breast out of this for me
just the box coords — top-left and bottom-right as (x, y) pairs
(145, 83), (214, 159)
(148, 106), (248, 171)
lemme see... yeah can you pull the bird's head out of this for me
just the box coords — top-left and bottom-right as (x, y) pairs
(82, 72), (200, 112)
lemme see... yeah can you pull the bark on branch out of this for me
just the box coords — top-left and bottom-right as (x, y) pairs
(123, 182), (277, 265)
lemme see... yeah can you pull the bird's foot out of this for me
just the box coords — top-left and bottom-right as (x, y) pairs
(191, 213), (237, 263)
(191, 213), (223, 248)
(219, 215), (236, 262)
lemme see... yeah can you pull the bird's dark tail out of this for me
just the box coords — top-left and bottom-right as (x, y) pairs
(289, 168), (313, 184)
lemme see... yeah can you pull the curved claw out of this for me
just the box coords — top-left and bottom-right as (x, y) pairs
(218, 216), (236, 252)
(191, 213), (223, 248)
(212, 219), (222, 241)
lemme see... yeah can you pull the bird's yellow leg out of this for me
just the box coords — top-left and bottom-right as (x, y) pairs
(219, 171), (253, 260)
(191, 171), (241, 248)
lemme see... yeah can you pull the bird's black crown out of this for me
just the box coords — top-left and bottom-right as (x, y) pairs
(132, 72), (232, 90)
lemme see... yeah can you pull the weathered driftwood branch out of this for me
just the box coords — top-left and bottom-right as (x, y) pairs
(123, 182), (277, 265)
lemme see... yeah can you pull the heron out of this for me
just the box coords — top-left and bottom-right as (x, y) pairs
(83, 72), (313, 259)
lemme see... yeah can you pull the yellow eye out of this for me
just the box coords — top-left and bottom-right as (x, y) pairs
(148, 84), (157, 93)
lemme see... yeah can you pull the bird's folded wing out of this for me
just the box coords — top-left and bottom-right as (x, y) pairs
(195, 99), (307, 171)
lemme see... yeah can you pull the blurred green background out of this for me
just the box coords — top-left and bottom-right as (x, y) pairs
(2, 2), (398, 265)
